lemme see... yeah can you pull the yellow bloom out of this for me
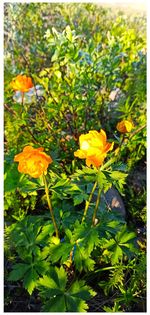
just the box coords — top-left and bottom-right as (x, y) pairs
(74, 130), (114, 167)
(116, 120), (134, 133)
(14, 146), (52, 178)
(10, 75), (33, 93)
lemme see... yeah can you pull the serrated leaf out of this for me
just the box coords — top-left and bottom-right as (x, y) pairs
(65, 295), (88, 312)
(97, 171), (112, 192)
(74, 246), (95, 272)
(68, 280), (96, 300)
(23, 268), (38, 295)
(110, 171), (128, 181)
(38, 267), (96, 312)
(42, 295), (66, 312)
(111, 245), (123, 265)
(8, 263), (30, 281)
(49, 241), (73, 263)
(73, 223), (100, 254)
(116, 226), (136, 244)
(36, 224), (54, 244)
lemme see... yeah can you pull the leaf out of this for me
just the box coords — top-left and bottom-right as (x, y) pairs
(73, 222), (100, 254)
(73, 193), (87, 206)
(65, 295), (88, 312)
(97, 171), (112, 192)
(42, 295), (66, 312)
(8, 263), (30, 281)
(49, 241), (73, 263)
(116, 226), (136, 244)
(111, 245), (123, 265)
(54, 70), (62, 79)
(51, 49), (59, 62)
(74, 245), (95, 272)
(36, 224), (54, 244)
(65, 25), (72, 42)
(102, 225), (137, 264)
(68, 280), (96, 300)
(38, 267), (96, 312)
(23, 267), (38, 295)
(4, 160), (21, 192)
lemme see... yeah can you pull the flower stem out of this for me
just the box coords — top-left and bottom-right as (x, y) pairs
(82, 181), (97, 223)
(42, 174), (59, 238)
(21, 92), (24, 106)
(92, 187), (101, 226)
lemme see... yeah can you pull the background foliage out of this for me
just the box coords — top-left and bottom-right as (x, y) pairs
(4, 3), (146, 312)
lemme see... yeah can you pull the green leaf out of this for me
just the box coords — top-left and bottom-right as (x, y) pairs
(97, 171), (112, 192)
(8, 263), (30, 281)
(68, 280), (96, 300)
(73, 223), (100, 254)
(36, 224), (54, 244)
(74, 245), (95, 272)
(54, 70), (62, 79)
(38, 266), (96, 312)
(102, 225), (137, 264)
(23, 267), (38, 295)
(111, 245), (123, 265)
(65, 295), (88, 312)
(4, 160), (21, 192)
(49, 241), (73, 263)
(43, 295), (66, 312)
(116, 226), (136, 244)
(73, 193), (87, 206)
(65, 25), (72, 42)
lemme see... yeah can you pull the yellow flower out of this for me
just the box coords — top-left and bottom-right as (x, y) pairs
(74, 130), (114, 167)
(14, 146), (52, 178)
(116, 120), (134, 133)
(10, 75), (33, 93)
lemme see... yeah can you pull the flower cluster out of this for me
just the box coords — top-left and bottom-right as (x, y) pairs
(74, 129), (114, 167)
(14, 146), (52, 178)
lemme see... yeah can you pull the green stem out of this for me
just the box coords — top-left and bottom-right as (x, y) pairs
(21, 92), (24, 106)
(92, 187), (101, 226)
(82, 181), (97, 223)
(42, 174), (59, 238)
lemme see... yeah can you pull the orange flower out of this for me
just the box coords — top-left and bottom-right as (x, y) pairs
(10, 75), (33, 93)
(14, 146), (52, 178)
(74, 130), (114, 167)
(116, 120), (134, 133)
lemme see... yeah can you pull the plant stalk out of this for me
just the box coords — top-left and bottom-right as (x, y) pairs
(21, 92), (24, 106)
(92, 187), (101, 226)
(82, 181), (97, 223)
(42, 174), (59, 238)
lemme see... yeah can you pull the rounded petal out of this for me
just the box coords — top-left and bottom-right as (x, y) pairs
(10, 74), (33, 93)
(74, 149), (87, 159)
(116, 120), (133, 133)
(14, 146), (53, 178)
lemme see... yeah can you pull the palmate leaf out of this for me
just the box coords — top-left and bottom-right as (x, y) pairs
(74, 245), (95, 272)
(8, 263), (30, 281)
(102, 225), (137, 264)
(38, 266), (96, 312)
(49, 241), (73, 264)
(8, 258), (50, 295)
(73, 221), (100, 255)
